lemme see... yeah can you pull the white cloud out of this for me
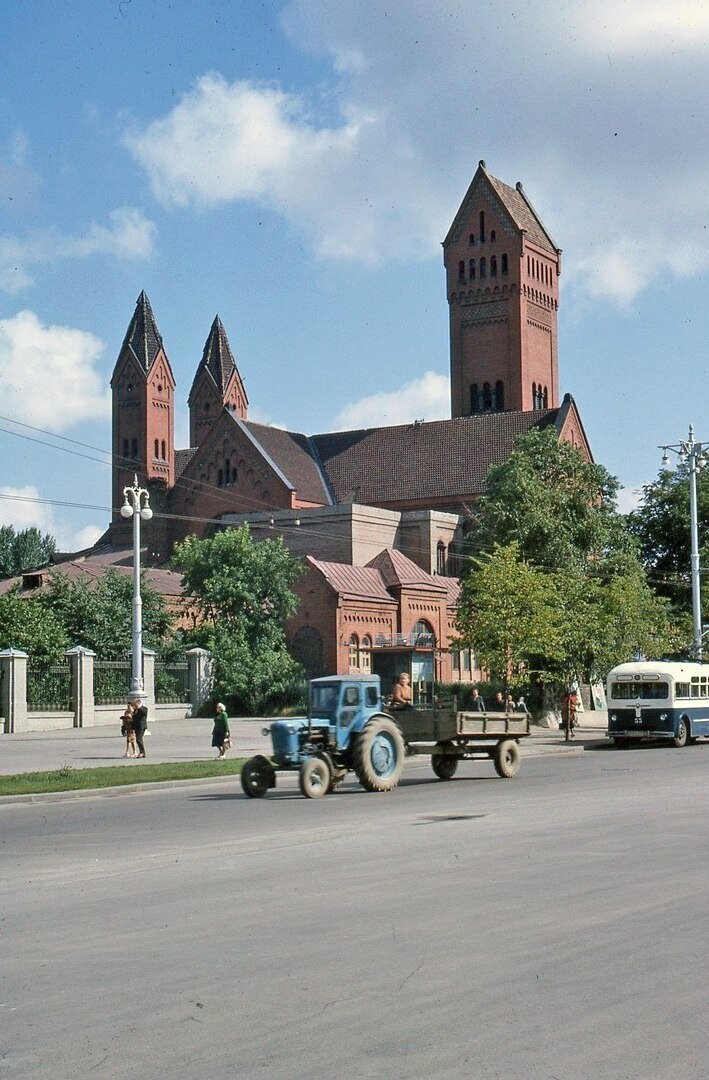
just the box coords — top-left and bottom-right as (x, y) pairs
(616, 486), (644, 515)
(0, 486), (104, 553)
(124, 3), (709, 303)
(0, 310), (111, 428)
(0, 208), (156, 294)
(331, 371), (450, 430)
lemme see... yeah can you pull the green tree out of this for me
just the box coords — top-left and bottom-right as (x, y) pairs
(0, 588), (68, 662)
(172, 525), (303, 714)
(466, 427), (632, 573)
(0, 525), (56, 579)
(39, 568), (176, 658)
(456, 543), (563, 690)
(627, 465), (709, 615)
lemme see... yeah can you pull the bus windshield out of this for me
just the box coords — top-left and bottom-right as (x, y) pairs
(610, 681), (669, 700)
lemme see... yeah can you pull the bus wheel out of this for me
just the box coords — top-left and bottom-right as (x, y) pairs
(672, 719), (688, 748)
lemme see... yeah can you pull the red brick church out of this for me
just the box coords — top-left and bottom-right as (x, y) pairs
(102, 162), (591, 688)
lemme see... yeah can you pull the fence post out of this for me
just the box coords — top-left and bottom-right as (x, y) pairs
(65, 646), (96, 728)
(186, 648), (213, 714)
(142, 649), (156, 714)
(0, 649), (29, 733)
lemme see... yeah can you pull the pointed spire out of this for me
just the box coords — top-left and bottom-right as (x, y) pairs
(197, 315), (237, 395)
(120, 291), (164, 374)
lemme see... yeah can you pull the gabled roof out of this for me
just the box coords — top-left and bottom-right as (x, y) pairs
(188, 315), (248, 405)
(367, 548), (447, 593)
(444, 161), (559, 256)
(243, 420), (334, 506)
(306, 556), (397, 604)
(117, 291), (165, 374)
(0, 545), (183, 598)
(311, 408), (561, 506)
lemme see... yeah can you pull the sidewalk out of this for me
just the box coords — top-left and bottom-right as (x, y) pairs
(0, 716), (608, 777)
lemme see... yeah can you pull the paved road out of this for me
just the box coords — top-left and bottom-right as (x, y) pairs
(1, 744), (706, 1079)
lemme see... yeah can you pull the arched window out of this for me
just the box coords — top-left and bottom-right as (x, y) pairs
(532, 382), (538, 409)
(501, 253), (508, 275)
(490, 256), (497, 277)
(225, 458), (231, 483)
(458, 260), (465, 282)
(349, 634), (359, 671)
(470, 383), (479, 414)
(217, 468), (223, 487)
(490, 229), (496, 242)
(437, 541), (446, 575)
(413, 619), (435, 646)
(479, 257), (486, 278)
(543, 386), (548, 408)
(469, 258), (475, 279)
(495, 380), (504, 410)
(154, 439), (159, 459)
(122, 438), (129, 459)
(468, 232), (475, 245)
(483, 382), (492, 410)
(479, 210), (485, 243)
(161, 440), (166, 460)
(360, 635), (372, 673)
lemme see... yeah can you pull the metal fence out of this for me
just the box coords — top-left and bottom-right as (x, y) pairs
(155, 661), (190, 704)
(27, 661), (72, 712)
(94, 660), (132, 706)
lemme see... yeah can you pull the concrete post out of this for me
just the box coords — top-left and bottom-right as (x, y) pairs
(186, 648), (213, 714)
(65, 646), (96, 728)
(141, 649), (156, 714)
(0, 649), (29, 734)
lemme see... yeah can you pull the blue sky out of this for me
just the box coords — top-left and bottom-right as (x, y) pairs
(0, 0), (707, 551)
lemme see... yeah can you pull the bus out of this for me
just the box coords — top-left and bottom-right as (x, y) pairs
(606, 661), (709, 748)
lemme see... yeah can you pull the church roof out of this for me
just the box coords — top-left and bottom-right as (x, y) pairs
(444, 161), (559, 256)
(310, 407), (562, 506)
(188, 315), (247, 403)
(119, 291), (164, 373)
(306, 551), (459, 605)
(243, 421), (334, 505)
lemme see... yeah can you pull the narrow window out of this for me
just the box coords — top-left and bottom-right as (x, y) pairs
(490, 229), (496, 242)
(161, 439), (166, 460)
(501, 253), (508, 275)
(470, 383), (479, 414)
(225, 458), (231, 483)
(131, 438), (138, 460)
(495, 380), (504, 410)
(483, 382), (492, 410)
(469, 232), (475, 245)
(479, 211), (486, 243)
(458, 260), (465, 282)
(490, 256), (497, 277)
(452, 651), (460, 673)
(349, 634), (359, 672)
(532, 382), (537, 409)
(154, 439), (159, 459)
(122, 438), (129, 458)
(479, 257), (486, 278)
(217, 468), (223, 487)
(360, 636), (372, 674)
(231, 467), (237, 483)
(543, 386), (548, 408)
(437, 541), (446, 575)
(527, 255), (531, 276)
(469, 259), (476, 279)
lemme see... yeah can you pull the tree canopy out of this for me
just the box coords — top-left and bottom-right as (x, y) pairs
(0, 525), (56, 579)
(172, 525), (303, 714)
(0, 588), (68, 663)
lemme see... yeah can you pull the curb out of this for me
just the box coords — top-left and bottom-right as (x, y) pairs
(0, 738), (605, 805)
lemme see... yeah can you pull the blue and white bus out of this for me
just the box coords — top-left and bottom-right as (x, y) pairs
(607, 661), (709, 748)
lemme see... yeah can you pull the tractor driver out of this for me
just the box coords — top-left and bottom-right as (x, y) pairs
(390, 672), (413, 710)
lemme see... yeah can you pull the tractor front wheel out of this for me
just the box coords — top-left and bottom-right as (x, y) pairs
(299, 756), (330, 799)
(241, 756), (275, 798)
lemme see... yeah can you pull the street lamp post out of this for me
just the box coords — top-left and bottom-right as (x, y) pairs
(660, 425), (708, 661)
(120, 475), (153, 698)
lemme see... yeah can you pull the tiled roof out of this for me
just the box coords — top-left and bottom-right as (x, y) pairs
(174, 447), (197, 480)
(243, 421), (333, 505)
(307, 557), (397, 603)
(486, 172), (558, 254)
(120, 291), (164, 373)
(310, 409), (560, 505)
(188, 316), (247, 403)
(367, 548), (447, 592)
(0, 546), (184, 598)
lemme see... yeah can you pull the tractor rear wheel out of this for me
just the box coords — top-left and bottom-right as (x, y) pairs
(353, 716), (405, 792)
(299, 756), (330, 799)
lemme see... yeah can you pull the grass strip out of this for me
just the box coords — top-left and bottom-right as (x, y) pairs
(0, 758), (247, 797)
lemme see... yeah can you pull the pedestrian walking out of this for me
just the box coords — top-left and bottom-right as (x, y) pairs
(516, 695), (531, 717)
(561, 689), (579, 742)
(131, 697), (149, 758)
(471, 687), (486, 712)
(120, 703), (138, 758)
(212, 702), (231, 758)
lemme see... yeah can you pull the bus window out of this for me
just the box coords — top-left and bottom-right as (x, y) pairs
(610, 681), (669, 700)
(675, 682), (690, 698)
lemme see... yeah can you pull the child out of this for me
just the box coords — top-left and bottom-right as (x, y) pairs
(121, 704), (138, 758)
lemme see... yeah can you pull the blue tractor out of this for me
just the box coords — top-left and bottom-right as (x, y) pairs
(240, 674), (406, 799)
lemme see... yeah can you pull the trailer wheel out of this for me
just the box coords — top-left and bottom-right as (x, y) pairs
(241, 756), (274, 798)
(493, 739), (521, 778)
(299, 756), (330, 799)
(432, 754), (459, 780)
(672, 718), (688, 748)
(354, 717), (405, 792)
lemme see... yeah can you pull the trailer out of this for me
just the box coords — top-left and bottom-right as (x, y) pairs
(241, 674), (530, 799)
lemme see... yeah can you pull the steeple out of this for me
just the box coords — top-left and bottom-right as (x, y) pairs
(188, 315), (248, 447)
(111, 292), (176, 516)
(444, 161), (561, 417)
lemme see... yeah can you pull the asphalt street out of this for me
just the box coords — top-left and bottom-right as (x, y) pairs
(1, 743), (707, 1079)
